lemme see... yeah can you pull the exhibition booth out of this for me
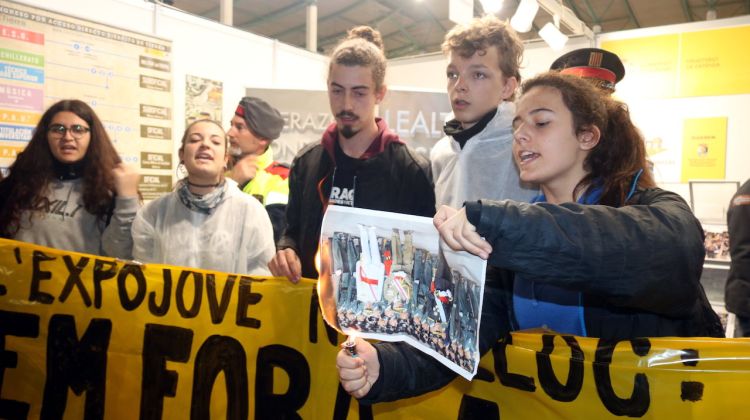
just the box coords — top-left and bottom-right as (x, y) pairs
(1, 0), (749, 417)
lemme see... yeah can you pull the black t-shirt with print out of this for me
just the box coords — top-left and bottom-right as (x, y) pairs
(329, 139), (362, 207)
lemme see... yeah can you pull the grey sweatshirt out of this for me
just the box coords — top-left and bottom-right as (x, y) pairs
(13, 178), (139, 259)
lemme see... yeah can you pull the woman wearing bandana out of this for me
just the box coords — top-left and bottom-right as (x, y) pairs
(132, 120), (274, 275)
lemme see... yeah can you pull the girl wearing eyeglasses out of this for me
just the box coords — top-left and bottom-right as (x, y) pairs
(0, 99), (140, 258)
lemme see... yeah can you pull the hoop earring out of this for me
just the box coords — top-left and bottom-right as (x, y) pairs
(176, 161), (188, 180)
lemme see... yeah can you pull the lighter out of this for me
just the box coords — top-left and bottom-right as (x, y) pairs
(343, 336), (358, 358)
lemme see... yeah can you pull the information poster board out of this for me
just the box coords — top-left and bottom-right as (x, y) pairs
(0, 0), (173, 198)
(681, 117), (727, 183)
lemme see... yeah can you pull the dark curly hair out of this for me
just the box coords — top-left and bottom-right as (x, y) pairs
(520, 72), (656, 206)
(0, 99), (121, 238)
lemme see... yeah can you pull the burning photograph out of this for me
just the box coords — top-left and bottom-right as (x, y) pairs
(318, 205), (486, 379)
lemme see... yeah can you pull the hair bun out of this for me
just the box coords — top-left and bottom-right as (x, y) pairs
(346, 26), (384, 52)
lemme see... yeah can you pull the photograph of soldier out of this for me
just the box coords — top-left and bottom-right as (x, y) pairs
(318, 205), (486, 378)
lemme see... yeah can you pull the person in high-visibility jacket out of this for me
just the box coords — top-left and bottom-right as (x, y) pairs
(227, 96), (289, 242)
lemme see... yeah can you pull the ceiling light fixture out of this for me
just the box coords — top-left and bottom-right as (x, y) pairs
(539, 22), (569, 50)
(536, 0), (593, 39)
(479, 0), (504, 14)
(510, 0), (539, 33)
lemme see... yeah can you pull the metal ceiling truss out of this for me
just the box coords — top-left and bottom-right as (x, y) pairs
(192, 0), (750, 59)
(271, 0), (368, 40)
(315, 2), (434, 56)
(237, 0), (311, 30)
(622, 0), (641, 27)
(682, 0), (695, 21)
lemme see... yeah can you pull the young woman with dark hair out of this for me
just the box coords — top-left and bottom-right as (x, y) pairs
(0, 99), (139, 258)
(337, 72), (723, 403)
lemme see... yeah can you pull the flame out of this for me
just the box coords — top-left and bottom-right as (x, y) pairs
(315, 239), (340, 331)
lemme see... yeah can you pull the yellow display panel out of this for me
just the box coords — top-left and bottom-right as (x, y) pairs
(680, 26), (750, 97)
(601, 35), (680, 99)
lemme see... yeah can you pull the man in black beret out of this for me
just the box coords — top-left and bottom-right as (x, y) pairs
(227, 96), (289, 241)
(549, 47), (625, 94)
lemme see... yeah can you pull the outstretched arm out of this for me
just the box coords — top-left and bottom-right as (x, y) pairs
(465, 189), (705, 317)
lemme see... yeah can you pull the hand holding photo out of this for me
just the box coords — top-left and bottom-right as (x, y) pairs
(318, 205), (487, 380)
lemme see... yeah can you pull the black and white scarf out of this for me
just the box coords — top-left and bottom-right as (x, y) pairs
(176, 179), (227, 215)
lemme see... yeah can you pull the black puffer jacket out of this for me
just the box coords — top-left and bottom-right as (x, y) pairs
(278, 120), (435, 279)
(363, 188), (723, 404)
(726, 179), (750, 317)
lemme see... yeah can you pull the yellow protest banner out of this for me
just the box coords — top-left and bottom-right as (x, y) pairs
(1, 239), (749, 419)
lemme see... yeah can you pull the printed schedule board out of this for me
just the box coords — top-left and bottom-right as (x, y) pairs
(0, 1), (173, 199)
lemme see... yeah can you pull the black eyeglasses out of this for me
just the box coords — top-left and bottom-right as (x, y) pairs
(48, 124), (91, 138)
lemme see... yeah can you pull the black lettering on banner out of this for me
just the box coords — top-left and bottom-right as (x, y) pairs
(630, 338), (651, 357)
(536, 334), (584, 402)
(493, 334), (535, 392)
(255, 344), (310, 420)
(140, 324), (193, 420)
(149, 269), (173, 316)
(191, 335), (248, 420)
(457, 394), (500, 420)
(30, 250), (55, 304)
(41, 315), (112, 420)
(93, 259), (118, 308)
(206, 274), (236, 324)
(474, 366), (495, 382)
(0, 248), (19, 296)
(308, 285), (338, 345)
(176, 271), (203, 318)
(0, 310), (39, 420)
(679, 348), (704, 402)
(593, 338), (650, 417)
(118, 264), (147, 311)
(333, 384), (350, 420)
(59, 255), (92, 306)
(236, 276), (262, 328)
(332, 383), (373, 420)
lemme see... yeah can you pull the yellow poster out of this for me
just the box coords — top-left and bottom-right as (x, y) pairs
(680, 26), (750, 97)
(681, 117), (727, 182)
(1, 239), (749, 419)
(601, 34), (679, 99)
